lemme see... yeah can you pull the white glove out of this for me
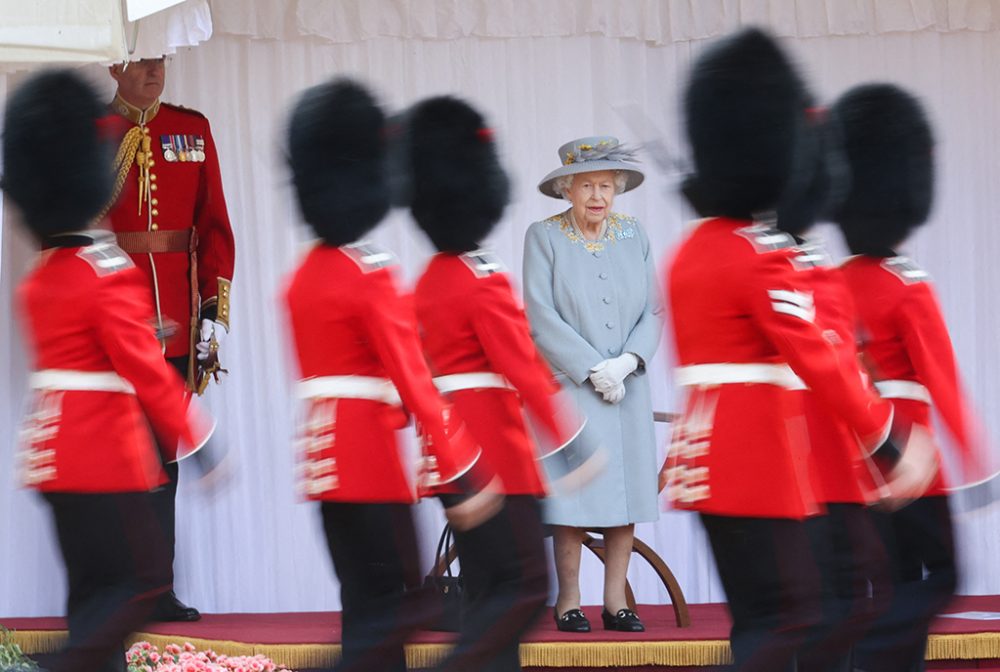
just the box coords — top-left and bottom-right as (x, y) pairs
(196, 319), (227, 362)
(602, 382), (626, 405)
(589, 353), (639, 394)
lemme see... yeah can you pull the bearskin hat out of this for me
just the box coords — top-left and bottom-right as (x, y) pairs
(401, 95), (510, 253)
(775, 109), (851, 237)
(1, 69), (113, 239)
(287, 78), (389, 246)
(682, 28), (811, 219)
(830, 84), (934, 255)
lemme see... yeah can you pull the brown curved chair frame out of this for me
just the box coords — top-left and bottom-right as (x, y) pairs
(579, 410), (688, 627)
(431, 411), (690, 628)
(581, 529), (690, 627)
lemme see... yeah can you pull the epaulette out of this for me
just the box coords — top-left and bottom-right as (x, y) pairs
(880, 256), (930, 285)
(76, 242), (134, 277)
(161, 102), (207, 119)
(341, 241), (398, 273)
(459, 249), (507, 278)
(733, 223), (798, 255)
(788, 240), (833, 271)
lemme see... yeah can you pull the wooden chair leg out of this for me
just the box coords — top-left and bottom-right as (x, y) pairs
(630, 536), (691, 627)
(583, 530), (691, 627)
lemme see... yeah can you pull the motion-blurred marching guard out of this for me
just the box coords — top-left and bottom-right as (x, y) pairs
(661, 29), (897, 672)
(5, 69), (213, 672)
(832, 83), (988, 672)
(282, 79), (497, 672)
(402, 95), (598, 671)
(773, 111), (893, 672)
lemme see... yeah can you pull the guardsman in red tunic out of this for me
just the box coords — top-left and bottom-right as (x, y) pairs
(403, 96), (595, 672)
(772, 114), (894, 672)
(4, 70), (213, 672)
(659, 30), (896, 671)
(831, 84), (987, 672)
(98, 57), (236, 621)
(283, 79), (496, 672)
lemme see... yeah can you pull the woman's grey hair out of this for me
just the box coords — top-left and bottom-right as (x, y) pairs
(553, 171), (629, 200)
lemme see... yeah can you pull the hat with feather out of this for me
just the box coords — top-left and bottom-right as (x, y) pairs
(537, 136), (644, 199)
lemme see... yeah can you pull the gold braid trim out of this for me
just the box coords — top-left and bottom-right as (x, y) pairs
(12, 629), (1000, 668)
(926, 632), (1000, 660)
(92, 126), (143, 223)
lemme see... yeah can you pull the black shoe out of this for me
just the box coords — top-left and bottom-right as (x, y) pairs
(601, 607), (645, 632)
(152, 592), (201, 622)
(554, 607), (591, 632)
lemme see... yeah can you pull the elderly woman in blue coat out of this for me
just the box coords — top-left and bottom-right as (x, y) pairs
(523, 137), (662, 633)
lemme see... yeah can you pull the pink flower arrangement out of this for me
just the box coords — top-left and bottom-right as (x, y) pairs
(126, 641), (291, 672)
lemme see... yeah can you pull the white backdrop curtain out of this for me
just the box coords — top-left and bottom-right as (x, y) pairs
(214, 0), (1000, 43)
(2, 0), (1000, 617)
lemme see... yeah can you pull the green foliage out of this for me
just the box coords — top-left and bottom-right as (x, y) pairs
(0, 625), (39, 672)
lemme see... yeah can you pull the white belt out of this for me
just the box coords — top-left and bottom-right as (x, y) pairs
(674, 363), (807, 391)
(433, 372), (514, 394)
(29, 369), (135, 394)
(875, 380), (931, 404)
(296, 376), (402, 405)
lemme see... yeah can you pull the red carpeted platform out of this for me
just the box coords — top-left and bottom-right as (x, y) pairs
(6, 596), (1000, 669)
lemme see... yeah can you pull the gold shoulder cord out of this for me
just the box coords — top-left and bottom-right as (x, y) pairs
(133, 130), (153, 215)
(93, 126), (144, 222)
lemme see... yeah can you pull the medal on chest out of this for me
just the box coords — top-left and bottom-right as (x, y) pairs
(160, 134), (206, 162)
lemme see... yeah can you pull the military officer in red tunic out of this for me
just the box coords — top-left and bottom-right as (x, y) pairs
(101, 57), (235, 376)
(402, 95), (593, 672)
(4, 69), (213, 672)
(831, 83), (988, 672)
(98, 56), (236, 621)
(283, 79), (497, 672)
(660, 30), (897, 671)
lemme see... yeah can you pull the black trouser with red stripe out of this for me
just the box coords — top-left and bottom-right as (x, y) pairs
(44, 491), (171, 672)
(700, 513), (822, 672)
(796, 503), (892, 672)
(320, 501), (430, 672)
(852, 496), (957, 672)
(433, 495), (548, 672)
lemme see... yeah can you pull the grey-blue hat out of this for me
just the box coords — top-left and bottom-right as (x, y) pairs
(538, 136), (644, 198)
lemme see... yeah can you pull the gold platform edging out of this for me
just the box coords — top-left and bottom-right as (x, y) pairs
(11, 629), (1000, 669)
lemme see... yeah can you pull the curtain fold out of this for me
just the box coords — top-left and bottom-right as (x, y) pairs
(0, 1), (127, 67)
(211, 0), (1000, 43)
(126, 0), (213, 60)
(0, 0), (212, 71)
